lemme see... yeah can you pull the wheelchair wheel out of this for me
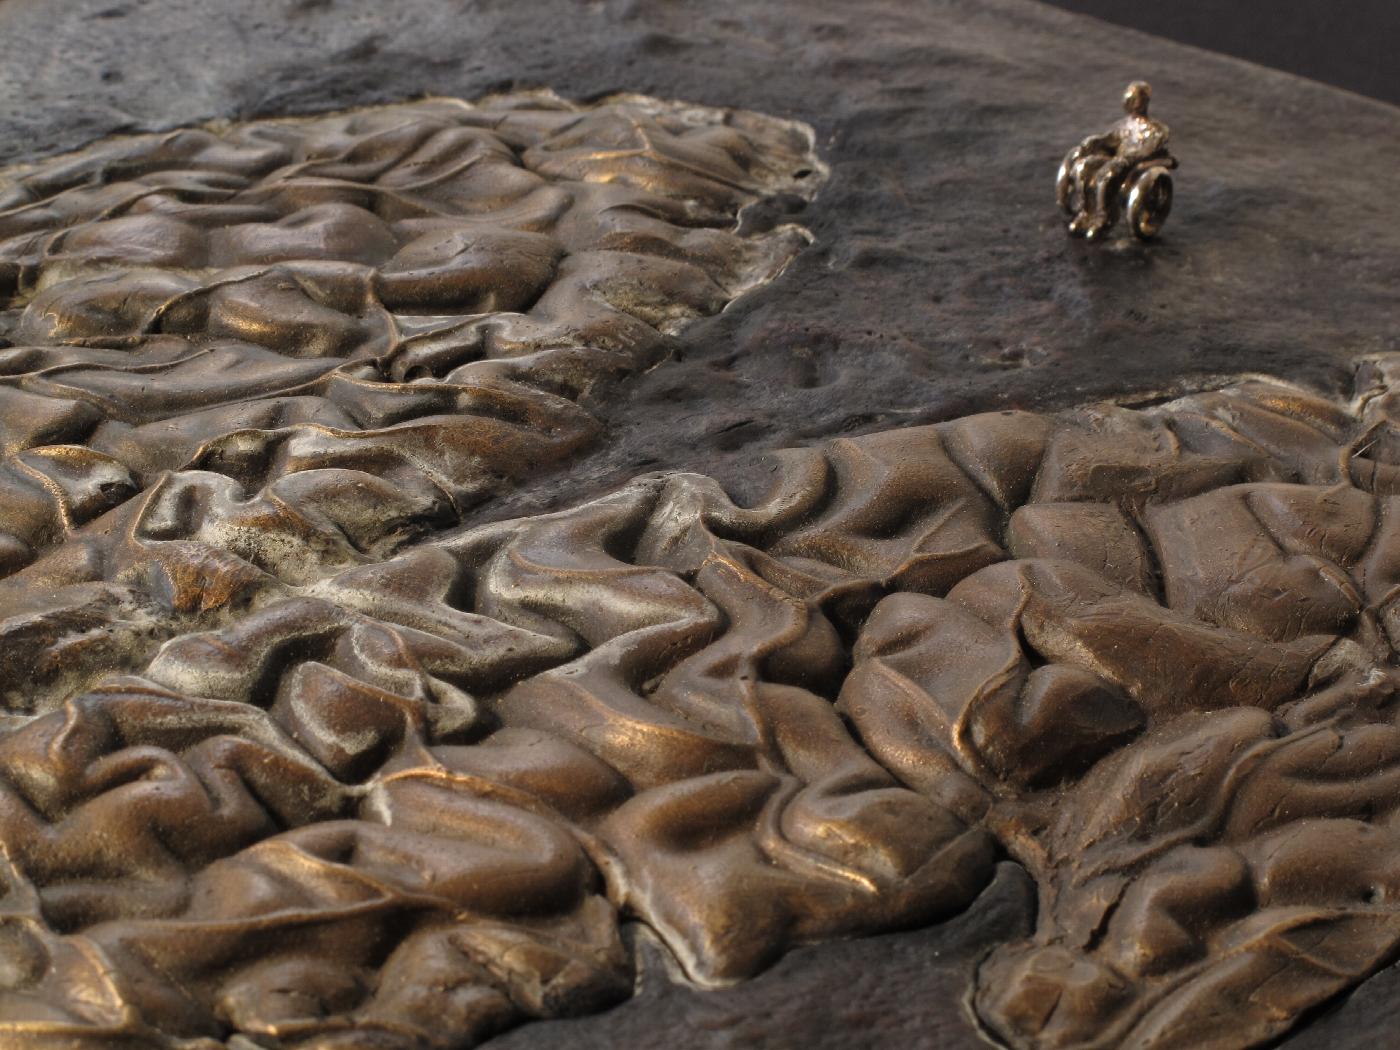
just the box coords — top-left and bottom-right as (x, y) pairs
(1127, 165), (1173, 239)
(1056, 146), (1107, 218)
(1055, 146), (1084, 215)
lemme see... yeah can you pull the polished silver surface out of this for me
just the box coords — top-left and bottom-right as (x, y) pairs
(1057, 81), (1177, 241)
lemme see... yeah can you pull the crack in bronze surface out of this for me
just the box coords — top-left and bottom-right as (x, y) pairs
(1, 96), (1399, 1050)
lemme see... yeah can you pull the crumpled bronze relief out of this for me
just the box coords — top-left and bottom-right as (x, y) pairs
(0, 91), (821, 713)
(1, 94), (1398, 1050)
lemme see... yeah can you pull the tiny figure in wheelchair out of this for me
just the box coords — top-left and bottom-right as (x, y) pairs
(1057, 81), (1178, 241)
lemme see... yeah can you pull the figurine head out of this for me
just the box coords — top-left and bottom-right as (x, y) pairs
(1123, 81), (1152, 117)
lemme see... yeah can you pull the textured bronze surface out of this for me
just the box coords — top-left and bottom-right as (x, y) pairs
(0, 92), (819, 711)
(4, 106), (1400, 1042)
(5, 3), (1400, 1047)
(1057, 82), (1177, 240)
(0, 93), (828, 1048)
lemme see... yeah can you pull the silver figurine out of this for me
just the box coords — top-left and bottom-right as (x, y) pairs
(1057, 81), (1177, 241)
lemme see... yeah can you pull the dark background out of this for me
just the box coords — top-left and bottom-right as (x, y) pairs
(1042, 0), (1400, 107)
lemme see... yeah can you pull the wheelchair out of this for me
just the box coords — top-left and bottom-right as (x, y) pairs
(1057, 143), (1176, 241)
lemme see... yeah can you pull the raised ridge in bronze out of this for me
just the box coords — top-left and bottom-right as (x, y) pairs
(3, 96), (1400, 1050)
(0, 91), (820, 705)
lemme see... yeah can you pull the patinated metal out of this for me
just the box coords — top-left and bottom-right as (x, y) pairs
(4, 2), (1400, 1048)
(1057, 81), (1178, 241)
(2, 92), (1400, 1050)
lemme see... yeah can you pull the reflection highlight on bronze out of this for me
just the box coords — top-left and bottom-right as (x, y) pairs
(0, 94), (1395, 1050)
(10, 350), (1400, 1047)
(0, 91), (820, 710)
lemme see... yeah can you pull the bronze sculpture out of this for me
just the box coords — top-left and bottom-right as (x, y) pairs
(4, 0), (1400, 1043)
(2, 91), (1400, 1050)
(1057, 81), (1178, 241)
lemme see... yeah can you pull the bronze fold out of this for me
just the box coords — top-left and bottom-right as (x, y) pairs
(0, 91), (820, 712)
(3, 93), (1400, 1050)
(3, 352), (1400, 1046)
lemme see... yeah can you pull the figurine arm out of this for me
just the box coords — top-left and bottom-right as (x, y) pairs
(1077, 130), (1119, 154)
